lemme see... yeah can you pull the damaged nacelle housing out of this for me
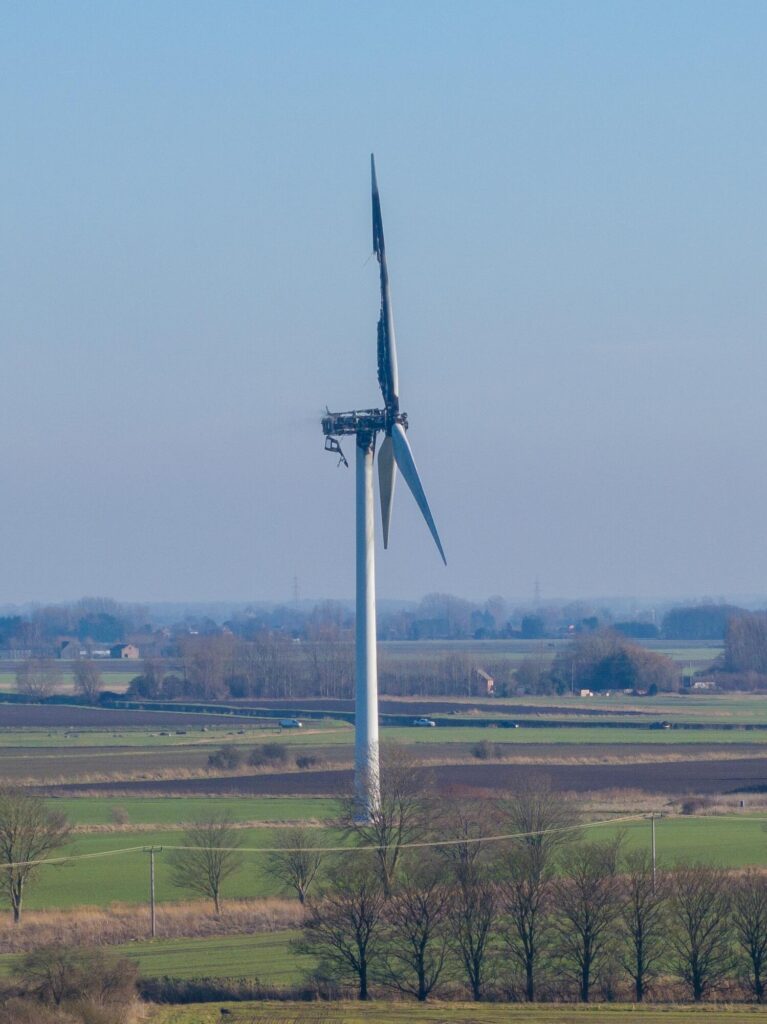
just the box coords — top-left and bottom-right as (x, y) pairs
(322, 408), (407, 437)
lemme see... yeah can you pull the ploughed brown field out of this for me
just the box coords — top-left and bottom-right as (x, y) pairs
(0, 704), (274, 729)
(50, 754), (767, 797)
(0, 744), (227, 782)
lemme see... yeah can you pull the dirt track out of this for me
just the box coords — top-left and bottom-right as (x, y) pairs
(51, 755), (767, 798)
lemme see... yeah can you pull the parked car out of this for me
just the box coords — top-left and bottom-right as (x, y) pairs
(412, 717), (436, 727)
(279, 718), (303, 729)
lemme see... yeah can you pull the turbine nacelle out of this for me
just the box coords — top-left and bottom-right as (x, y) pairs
(321, 408), (406, 439)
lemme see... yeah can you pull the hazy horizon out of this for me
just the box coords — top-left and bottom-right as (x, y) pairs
(3, 2), (766, 604)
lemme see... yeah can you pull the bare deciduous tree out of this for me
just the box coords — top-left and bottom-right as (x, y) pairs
(435, 795), (495, 883)
(619, 849), (668, 1002)
(0, 788), (70, 925)
(497, 778), (576, 1001)
(731, 870), (767, 1002)
(19, 943), (137, 1008)
(168, 818), (243, 915)
(382, 854), (452, 1001)
(15, 660), (61, 700)
(297, 858), (386, 1000)
(669, 863), (732, 1002)
(72, 660), (103, 704)
(449, 860), (497, 1001)
(340, 745), (433, 897)
(267, 826), (324, 904)
(553, 838), (622, 1002)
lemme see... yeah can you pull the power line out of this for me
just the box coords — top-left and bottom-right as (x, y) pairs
(0, 813), (646, 869)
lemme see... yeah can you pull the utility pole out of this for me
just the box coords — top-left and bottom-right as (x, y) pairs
(144, 846), (162, 938)
(648, 814), (659, 891)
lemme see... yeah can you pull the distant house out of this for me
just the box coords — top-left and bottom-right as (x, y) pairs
(473, 668), (495, 697)
(580, 689), (594, 697)
(59, 640), (81, 660)
(110, 643), (139, 660)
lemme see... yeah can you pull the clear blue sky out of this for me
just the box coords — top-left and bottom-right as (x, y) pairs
(1, 1), (765, 604)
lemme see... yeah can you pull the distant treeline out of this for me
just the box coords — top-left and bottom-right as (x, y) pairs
(119, 611), (767, 701)
(0, 595), (764, 656)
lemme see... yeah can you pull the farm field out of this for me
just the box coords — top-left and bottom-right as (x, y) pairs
(0, 669), (132, 694)
(148, 1002), (767, 1024)
(4, 692), (765, 802)
(46, 795), (338, 827)
(5, 724), (767, 791)
(22, 826), (346, 909)
(379, 726), (767, 745)
(14, 813), (767, 912)
(0, 931), (306, 982)
(379, 638), (722, 663)
(55, 754), (767, 799)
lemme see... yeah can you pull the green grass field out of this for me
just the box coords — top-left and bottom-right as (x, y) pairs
(148, 1002), (767, 1023)
(11, 814), (767, 912)
(0, 930), (307, 982)
(25, 826), (347, 909)
(49, 795), (339, 826)
(0, 722), (351, 748)
(0, 670), (132, 694)
(381, 725), (767, 745)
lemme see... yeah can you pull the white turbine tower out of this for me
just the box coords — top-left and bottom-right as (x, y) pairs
(322, 156), (446, 820)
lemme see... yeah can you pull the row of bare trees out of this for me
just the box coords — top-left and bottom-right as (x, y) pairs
(279, 756), (767, 1003)
(298, 833), (767, 1004)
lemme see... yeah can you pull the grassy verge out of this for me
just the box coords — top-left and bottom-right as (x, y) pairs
(148, 1002), (767, 1023)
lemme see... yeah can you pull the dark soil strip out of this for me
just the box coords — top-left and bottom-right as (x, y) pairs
(48, 756), (767, 798)
(0, 705), (270, 729)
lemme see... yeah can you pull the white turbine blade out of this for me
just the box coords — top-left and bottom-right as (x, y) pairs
(391, 422), (446, 565)
(378, 434), (397, 549)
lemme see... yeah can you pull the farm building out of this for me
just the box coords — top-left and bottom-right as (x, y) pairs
(59, 640), (81, 660)
(110, 643), (139, 660)
(473, 668), (495, 696)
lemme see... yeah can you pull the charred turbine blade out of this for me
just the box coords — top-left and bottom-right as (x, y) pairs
(377, 434), (396, 549)
(391, 422), (446, 565)
(371, 154), (399, 412)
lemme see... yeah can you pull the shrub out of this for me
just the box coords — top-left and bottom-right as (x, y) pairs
(680, 797), (710, 816)
(138, 976), (320, 1003)
(0, 999), (63, 1024)
(295, 755), (319, 770)
(471, 740), (501, 760)
(207, 746), (243, 771)
(248, 743), (287, 767)
(20, 944), (137, 1005)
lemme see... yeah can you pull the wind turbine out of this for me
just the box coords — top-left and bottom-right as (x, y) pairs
(322, 156), (446, 819)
